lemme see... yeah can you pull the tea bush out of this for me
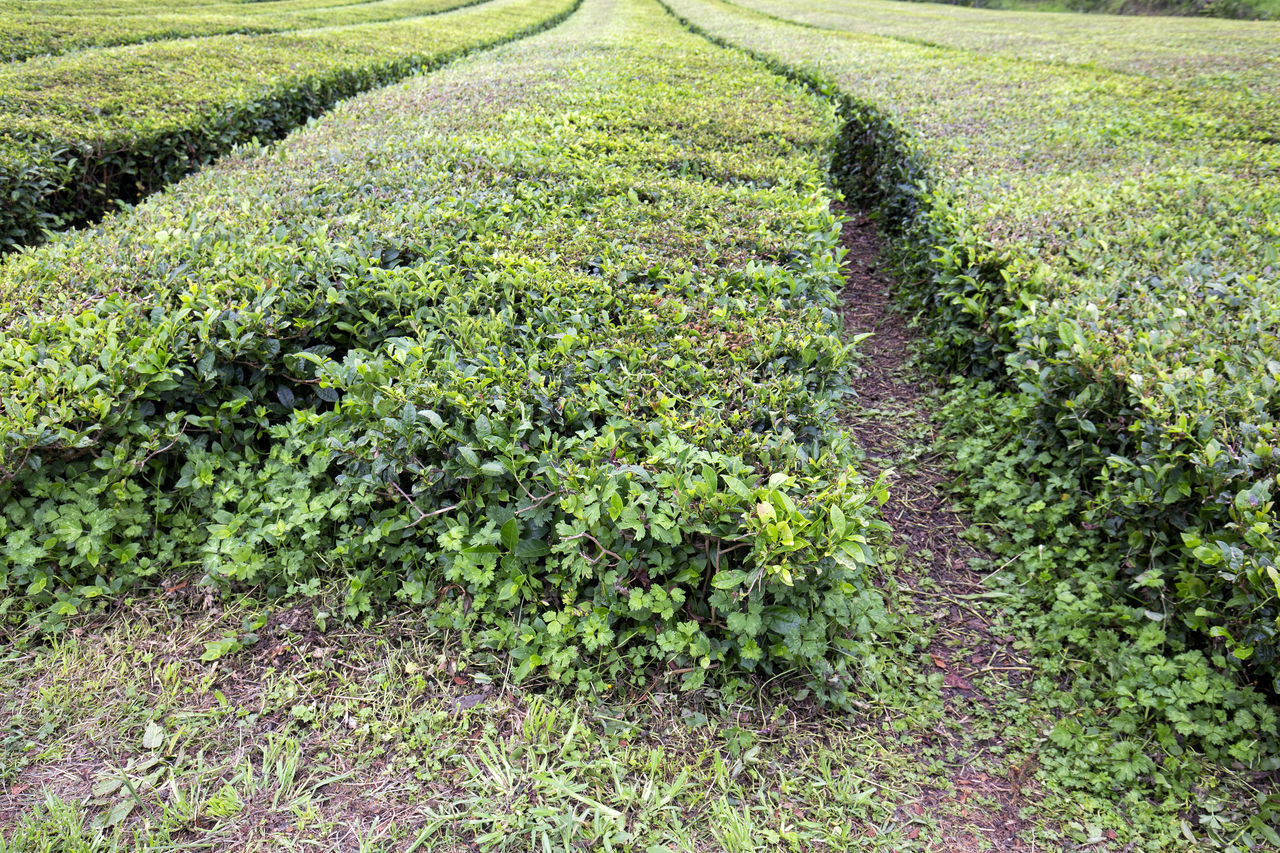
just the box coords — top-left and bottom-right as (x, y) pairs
(0, 0), (481, 62)
(723, 0), (1280, 80)
(906, 0), (1276, 18)
(781, 0), (1280, 18)
(664, 0), (1280, 788)
(0, 0), (894, 703)
(0, 0), (577, 250)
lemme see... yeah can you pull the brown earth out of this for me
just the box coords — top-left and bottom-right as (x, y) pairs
(837, 208), (1041, 852)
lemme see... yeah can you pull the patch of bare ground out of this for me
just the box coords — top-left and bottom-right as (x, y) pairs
(837, 207), (1040, 852)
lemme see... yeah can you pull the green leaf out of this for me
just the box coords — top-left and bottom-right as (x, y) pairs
(1192, 545), (1222, 566)
(92, 776), (124, 798)
(500, 518), (520, 550)
(515, 539), (550, 559)
(829, 504), (846, 538)
(722, 475), (752, 498)
(711, 569), (749, 589)
(200, 638), (241, 662)
(1057, 320), (1082, 349)
(98, 799), (135, 829)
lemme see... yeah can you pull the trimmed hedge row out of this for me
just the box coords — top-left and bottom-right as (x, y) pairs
(724, 0), (1280, 84)
(663, 0), (1280, 779)
(0, 0), (478, 62)
(0, 0), (571, 251)
(0, 0), (893, 702)
(886, 0), (1277, 19)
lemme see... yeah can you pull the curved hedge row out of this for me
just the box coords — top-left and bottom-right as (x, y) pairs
(723, 0), (1280, 86)
(663, 0), (1280, 782)
(0, 0), (573, 251)
(0, 0), (892, 702)
(0, 0), (476, 62)
(889, 0), (1277, 19)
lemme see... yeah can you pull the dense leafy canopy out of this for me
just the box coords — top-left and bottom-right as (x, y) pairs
(0, 0), (893, 703)
(0, 0), (487, 62)
(666, 0), (1280, 787)
(0, 0), (576, 250)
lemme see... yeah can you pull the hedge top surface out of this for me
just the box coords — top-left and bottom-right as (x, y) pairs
(725, 0), (1280, 89)
(0, 0), (838, 465)
(668, 0), (1280, 429)
(0, 0), (571, 143)
(0, 0), (485, 62)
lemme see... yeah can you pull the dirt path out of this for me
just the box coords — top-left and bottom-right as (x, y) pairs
(836, 209), (1041, 852)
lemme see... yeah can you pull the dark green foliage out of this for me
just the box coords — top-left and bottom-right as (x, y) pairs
(0, 0), (893, 704)
(0, 0), (578, 251)
(944, 383), (1278, 794)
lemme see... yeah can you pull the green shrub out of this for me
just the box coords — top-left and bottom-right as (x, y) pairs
(0, 0), (578, 251)
(0, 0), (483, 62)
(795, 0), (1279, 18)
(943, 382), (1279, 794)
(720, 0), (1280, 74)
(0, 0), (893, 704)
(663, 0), (1280, 787)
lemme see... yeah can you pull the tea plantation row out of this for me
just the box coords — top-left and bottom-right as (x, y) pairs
(727, 0), (1280, 87)
(0, 0), (894, 703)
(665, 0), (1280, 782)
(0, 0), (575, 251)
(903, 0), (1279, 19)
(0, 0), (483, 62)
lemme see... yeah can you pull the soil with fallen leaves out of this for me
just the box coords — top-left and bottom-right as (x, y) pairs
(837, 209), (1042, 852)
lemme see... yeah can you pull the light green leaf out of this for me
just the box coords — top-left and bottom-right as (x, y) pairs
(829, 504), (846, 537)
(711, 570), (749, 589)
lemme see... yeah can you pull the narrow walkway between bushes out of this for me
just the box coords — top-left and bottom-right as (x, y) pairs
(836, 209), (1042, 852)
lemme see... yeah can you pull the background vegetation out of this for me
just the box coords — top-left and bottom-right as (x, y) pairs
(916, 0), (1279, 20)
(0, 0), (493, 62)
(0, 0), (577, 250)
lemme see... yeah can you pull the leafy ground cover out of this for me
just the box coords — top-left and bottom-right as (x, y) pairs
(665, 0), (1280, 828)
(0, 0), (486, 63)
(0, 0), (575, 250)
(0, 587), (1029, 852)
(0, 0), (891, 706)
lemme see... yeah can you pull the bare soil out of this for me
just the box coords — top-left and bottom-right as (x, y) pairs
(837, 208), (1040, 852)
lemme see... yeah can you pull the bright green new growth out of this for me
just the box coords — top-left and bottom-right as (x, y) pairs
(0, 0), (892, 703)
(664, 0), (1280, 791)
(0, 0), (578, 250)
